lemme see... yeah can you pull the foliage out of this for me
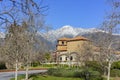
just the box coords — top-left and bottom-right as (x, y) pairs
(31, 61), (41, 67)
(111, 61), (120, 69)
(47, 68), (104, 80)
(47, 68), (63, 77)
(30, 64), (58, 69)
(0, 62), (7, 69)
(42, 64), (56, 67)
(85, 61), (106, 74)
(110, 69), (120, 77)
(44, 52), (51, 62)
(110, 61), (120, 77)
(47, 68), (75, 77)
(74, 68), (104, 80)
(11, 74), (82, 80)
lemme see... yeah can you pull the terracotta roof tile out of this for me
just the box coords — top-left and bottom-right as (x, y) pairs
(58, 37), (70, 41)
(69, 36), (89, 41)
(58, 36), (89, 41)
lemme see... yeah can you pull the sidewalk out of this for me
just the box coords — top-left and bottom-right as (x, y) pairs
(0, 68), (47, 72)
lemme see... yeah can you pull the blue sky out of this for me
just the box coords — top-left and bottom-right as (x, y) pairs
(44, 0), (111, 29)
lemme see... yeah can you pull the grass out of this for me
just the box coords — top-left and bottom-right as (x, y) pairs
(29, 64), (58, 69)
(10, 75), (25, 80)
(103, 76), (120, 80)
(10, 74), (120, 80)
(29, 66), (50, 69)
(10, 75), (83, 80)
(31, 75), (83, 80)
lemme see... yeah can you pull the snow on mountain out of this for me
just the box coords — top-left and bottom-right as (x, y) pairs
(0, 32), (5, 38)
(41, 25), (102, 43)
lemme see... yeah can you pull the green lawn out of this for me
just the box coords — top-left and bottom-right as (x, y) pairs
(31, 76), (83, 80)
(103, 76), (120, 80)
(30, 64), (58, 69)
(11, 75), (83, 80)
(11, 75), (120, 80)
(10, 75), (25, 80)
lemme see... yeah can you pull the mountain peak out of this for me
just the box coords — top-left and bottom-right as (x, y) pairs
(41, 25), (105, 43)
(61, 25), (73, 29)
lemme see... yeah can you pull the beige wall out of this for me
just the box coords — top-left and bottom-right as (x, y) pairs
(59, 55), (67, 62)
(56, 39), (93, 64)
(58, 41), (67, 45)
(57, 46), (67, 51)
(58, 52), (77, 62)
(57, 41), (67, 51)
(67, 40), (89, 52)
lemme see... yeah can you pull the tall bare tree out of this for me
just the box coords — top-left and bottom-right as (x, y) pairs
(4, 22), (30, 80)
(98, 0), (120, 80)
(77, 41), (93, 67)
(0, 0), (48, 80)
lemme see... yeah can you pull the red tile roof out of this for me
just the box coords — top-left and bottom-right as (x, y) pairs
(58, 36), (89, 41)
(69, 36), (89, 41)
(58, 37), (70, 41)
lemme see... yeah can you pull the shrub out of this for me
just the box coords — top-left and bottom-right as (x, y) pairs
(47, 68), (56, 75)
(85, 61), (105, 74)
(62, 69), (75, 77)
(47, 68), (75, 77)
(0, 62), (7, 69)
(41, 64), (57, 68)
(90, 70), (103, 80)
(111, 61), (120, 69)
(74, 68), (104, 80)
(31, 62), (40, 67)
(52, 68), (63, 77)
(47, 68), (104, 80)
(47, 68), (63, 76)
(74, 71), (83, 78)
(110, 69), (120, 77)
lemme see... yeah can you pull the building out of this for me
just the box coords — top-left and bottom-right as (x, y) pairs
(56, 36), (94, 65)
(54, 36), (120, 65)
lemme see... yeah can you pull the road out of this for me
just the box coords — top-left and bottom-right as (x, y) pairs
(0, 70), (47, 80)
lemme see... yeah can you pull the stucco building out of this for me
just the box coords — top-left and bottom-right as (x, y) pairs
(53, 35), (120, 66)
(56, 36), (95, 65)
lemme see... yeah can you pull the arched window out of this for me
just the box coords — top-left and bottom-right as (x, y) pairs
(65, 57), (67, 61)
(70, 56), (73, 61)
(60, 57), (62, 61)
(62, 41), (64, 45)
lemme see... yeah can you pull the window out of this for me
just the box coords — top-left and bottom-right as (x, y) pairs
(70, 56), (73, 61)
(65, 57), (67, 61)
(60, 57), (62, 61)
(62, 41), (64, 45)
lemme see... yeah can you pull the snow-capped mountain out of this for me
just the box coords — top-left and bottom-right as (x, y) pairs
(41, 25), (102, 43)
(0, 32), (5, 38)
(38, 25), (120, 50)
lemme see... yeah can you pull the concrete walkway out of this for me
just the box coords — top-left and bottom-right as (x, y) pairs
(0, 70), (47, 80)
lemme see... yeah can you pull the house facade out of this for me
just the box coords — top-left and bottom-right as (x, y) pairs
(54, 36), (120, 65)
(56, 36), (95, 65)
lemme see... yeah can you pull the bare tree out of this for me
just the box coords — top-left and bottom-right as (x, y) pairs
(97, 1), (120, 80)
(77, 41), (93, 67)
(0, 0), (48, 80)
(3, 22), (30, 80)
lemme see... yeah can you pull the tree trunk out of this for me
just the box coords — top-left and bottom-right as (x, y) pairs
(15, 60), (18, 80)
(25, 64), (29, 80)
(107, 61), (111, 80)
(69, 52), (71, 68)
